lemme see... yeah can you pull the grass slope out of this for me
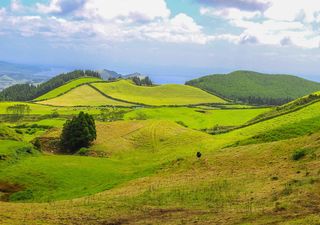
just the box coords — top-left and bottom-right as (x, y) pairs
(124, 107), (269, 130)
(1, 131), (319, 224)
(37, 85), (134, 107)
(186, 70), (320, 105)
(35, 77), (102, 101)
(92, 80), (226, 106)
(213, 100), (320, 149)
(0, 120), (214, 202)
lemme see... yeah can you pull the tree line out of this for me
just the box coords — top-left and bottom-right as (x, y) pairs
(235, 96), (293, 106)
(131, 76), (153, 86)
(0, 70), (101, 101)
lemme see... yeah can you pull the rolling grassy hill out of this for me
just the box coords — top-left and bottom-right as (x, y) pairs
(186, 71), (320, 105)
(91, 80), (226, 106)
(35, 77), (102, 101)
(2, 73), (320, 224)
(1, 121), (320, 224)
(0, 120), (215, 202)
(37, 85), (134, 107)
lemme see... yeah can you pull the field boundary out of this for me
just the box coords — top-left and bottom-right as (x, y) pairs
(209, 98), (320, 135)
(33, 77), (105, 102)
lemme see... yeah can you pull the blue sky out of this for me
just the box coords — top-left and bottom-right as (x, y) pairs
(1, 0), (320, 83)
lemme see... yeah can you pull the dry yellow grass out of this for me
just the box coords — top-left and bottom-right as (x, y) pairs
(37, 85), (134, 107)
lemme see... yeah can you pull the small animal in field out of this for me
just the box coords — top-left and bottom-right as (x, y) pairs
(196, 151), (202, 159)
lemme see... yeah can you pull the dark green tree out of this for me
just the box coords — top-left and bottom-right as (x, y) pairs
(60, 112), (96, 153)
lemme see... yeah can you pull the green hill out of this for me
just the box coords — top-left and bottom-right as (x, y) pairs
(37, 85), (134, 107)
(186, 71), (320, 105)
(0, 70), (101, 101)
(35, 77), (103, 101)
(91, 80), (226, 106)
(2, 72), (320, 224)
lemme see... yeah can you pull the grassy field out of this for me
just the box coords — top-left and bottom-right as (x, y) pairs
(37, 85), (135, 107)
(1, 77), (320, 224)
(124, 107), (269, 130)
(92, 80), (226, 106)
(35, 77), (102, 101)
(0, 120), (215, 203)
(1, 130), (319, 224)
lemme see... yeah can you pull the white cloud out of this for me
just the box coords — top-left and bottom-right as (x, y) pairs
(264, 0), (320, 23)
(79, 0), (170, 22)
(140, 13), (208, 44)
(200, 7), (261, 20)
(36, 0), (61, 14)
(200, 0), (320, 48)
(0, 0), (213, 45)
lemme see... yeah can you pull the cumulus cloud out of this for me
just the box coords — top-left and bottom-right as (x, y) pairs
(239, 34), (259, 44)
(198, 0), (271, 12)
(0, 0), (213, 45)
(200, 0), (320, 48)
(36, 0), (86, 15)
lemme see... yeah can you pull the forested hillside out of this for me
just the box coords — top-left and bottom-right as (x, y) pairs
(186, 71), (320, 105)
(0, 70), (100, 101)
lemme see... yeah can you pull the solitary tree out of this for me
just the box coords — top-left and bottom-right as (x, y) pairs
(60, 112), (96, 153)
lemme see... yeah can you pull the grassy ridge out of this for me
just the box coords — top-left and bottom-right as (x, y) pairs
(35, 77), (102, 101)
(186, 70), (320, 105)
(213, 101), (320, 148)
(37, 85), (134, 107)
(92, 80), (226, 106)
(235, 115), (320, 146)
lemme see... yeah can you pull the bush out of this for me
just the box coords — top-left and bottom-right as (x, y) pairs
(60, 112), (96, 153)
(77, 147), (90, 156)
(10, 189), (34, 201)
(50, 111), (60, 118)
(292, 149), (306, 161)
(33, 138), (41, 150)
(135, 111), (148, 120)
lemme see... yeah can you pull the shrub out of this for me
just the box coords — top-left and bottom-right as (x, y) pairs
(33, 138), (41, 150)
(135, 111), (148, 120)
(77, 147), (90, 156)
(60, 112), (96, 153)
(10, 189), (34, 201)
(50, 111), (60, 118)
(292, 149), (306, 161)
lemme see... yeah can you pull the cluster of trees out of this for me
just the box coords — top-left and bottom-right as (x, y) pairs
(131, 76), (153, 86)
(236, 96), (293, 106)
(60, 112), (96, 153)
(0, 70), (101, 101)
(6, 104), (31, 122)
